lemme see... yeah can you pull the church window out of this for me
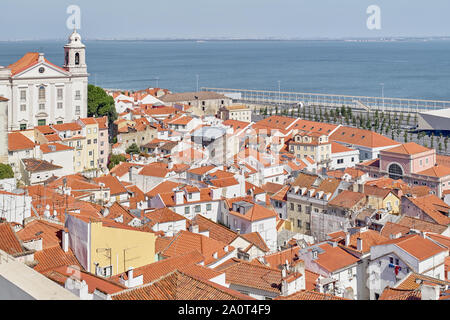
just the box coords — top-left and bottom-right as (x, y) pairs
(57, 121), (63, 124)
(39, 104), (45, 110)
(75, 52), (80, 65)
(57, 102), (63, 109)
(65, 52), (69, 65)
(75, 91), (81, 100)
(20, 104), (26, 112)
(20, 90), (26, 101)
(388, 163), (403, 180)
(38, 119), (46, 126)
(76, 106), (80, 114)
(57, 88), (63, 100)
(38, 86), (45, 100)
(20, 124), (27, 130)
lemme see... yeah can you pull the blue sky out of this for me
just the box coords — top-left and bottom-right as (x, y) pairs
(1, 0), (450, 40)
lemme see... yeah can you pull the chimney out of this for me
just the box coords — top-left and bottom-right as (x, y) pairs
(38, 52), (45, 62)
(345, 233), (351, 247)
(236, 228), (241, 234)
(174, 190), (184, 205)
(224, 246), (229, 253)
(62, 230), (69, 253)
(357, 238), (363, 251)
(190, 224), (199, 234)
(128, 267), (134, 280)
(421, 284), (440, 300)
(213, 252), (218, 259)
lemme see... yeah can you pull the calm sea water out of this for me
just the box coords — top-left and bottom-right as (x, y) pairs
(0, 40), (449, 100)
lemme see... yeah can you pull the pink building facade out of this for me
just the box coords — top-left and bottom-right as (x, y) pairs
(357, 143), (450, 198)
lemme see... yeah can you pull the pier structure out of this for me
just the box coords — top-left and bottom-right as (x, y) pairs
(201, 87), (450, 114)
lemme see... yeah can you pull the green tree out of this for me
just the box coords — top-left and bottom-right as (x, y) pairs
(341, 105), (346, 117)
(126, 143), (140, 155)
(108, 154), (127, 170)
(88, 84), (118, 129)
(0, 164), (14, 179)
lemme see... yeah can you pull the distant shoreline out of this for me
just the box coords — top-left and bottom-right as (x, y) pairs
(1, 37), (450, 43)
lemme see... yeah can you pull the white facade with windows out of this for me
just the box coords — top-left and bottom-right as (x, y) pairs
(0, 30), (88, 130)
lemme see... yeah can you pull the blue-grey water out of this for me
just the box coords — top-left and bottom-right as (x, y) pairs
(0, 40), (449, 100)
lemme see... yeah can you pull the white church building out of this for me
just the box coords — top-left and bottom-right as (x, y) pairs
(0, 30), (88, 131)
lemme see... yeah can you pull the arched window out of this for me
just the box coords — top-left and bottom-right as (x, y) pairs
(38, 86), (45, 100)
(388, 163), (403, 180)
(65, 52), (69, 65)
(75, 52), (80, 65)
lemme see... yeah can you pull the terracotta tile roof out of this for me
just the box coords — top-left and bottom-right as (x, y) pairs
(222, 119), (251, 132)
(192, 214), (240, 244)
(228, 202), (277, 222)
(111, 270), (251, 300)
(262, 246), (301, 270)
(380, 222), (411, 239)
(139, 162), (170, 178)
(270, 185), (290, 202)
(0, 222), (27, 256)
(33, 246), (82, 273)
(340, 230), (388, 253)
(160, 91), (228, 103)
(328, 190), (365, 209)
(110, 162), (143, 178)
(107, 202), (137, 225)
(330, 127), (399, 149)
(146, 180), (183, 198)
(384, 142), (431, 155)
(240, 232), (270, 252)
(378, 234), (448, 261)
(417, 165), (450, 178)
(276, 290), (348, 300)
(145, 207), (188, 225)
(158, 230), (234, 265)
(187, 165), (217, 175)
(214, 258), (283, 293)
(51, 122), (82, 132)
(48, 174), (102, 191)
(79, 117), (98, 125)
(16, 219), (63, 250)
(22, 158), (62, 172)
(94, 175), (128, 196)
(331, 141), (355, 153)
(396, 272), (450, 291)
(7, 52), (66, 76)
(363, 185), (392, 199)
(406, 194), (450, 226)
(43, 133), (62, 142)
(0, 96), (8, 101)
(313, 243), (360, 273)
(209, 177), (239, 188)
(379, 287), (421, 300)
(39, 143), (73, 153)
(304, 270), (321, 291)
(8, 132), (35, 151)
(426, 233), (450, 250)
(261, 182), (285, 195)
(111, 250), (204, 285)
(43, 265), (126, 294)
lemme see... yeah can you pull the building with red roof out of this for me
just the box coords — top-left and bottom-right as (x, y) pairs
(0, 30), (88, 131)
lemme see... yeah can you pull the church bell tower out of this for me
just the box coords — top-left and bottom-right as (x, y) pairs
(64, 29), (87, 75)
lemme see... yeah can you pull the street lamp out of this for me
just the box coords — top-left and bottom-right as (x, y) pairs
(278, 80), (281, 110)
(380, 83), (385, 112)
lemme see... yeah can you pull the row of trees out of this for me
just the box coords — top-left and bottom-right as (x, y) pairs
(258, 104), (448, 154)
